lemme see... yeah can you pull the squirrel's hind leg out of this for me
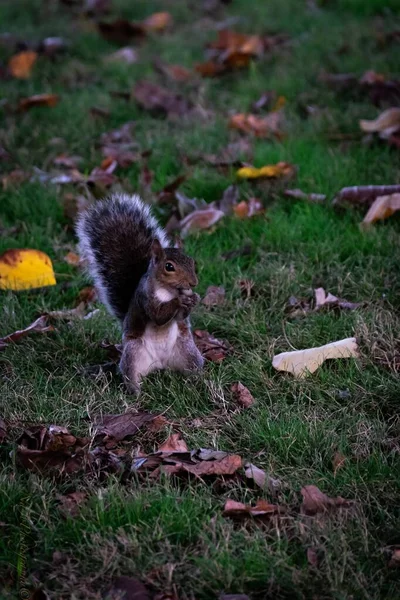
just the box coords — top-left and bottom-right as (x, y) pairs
(120, 338), (155, 395)
(169, 321), (204, 374)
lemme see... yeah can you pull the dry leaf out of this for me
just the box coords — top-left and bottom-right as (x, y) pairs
(76, 286), (97, 306)
(284, 188), (326, 203)
(332, 452), (346, 476)
(57, 491), (87, 517)
(223, 498), (284, 519)
(158, 433), (188, 453)
(229, 112), (283, 138)
(333, 184), (400, 207)
(154, 59), (192, 82)
(313, 287), (361, 311)
(237, 162), (295, 179)
(93, 412), (158, 442)
(193, 329), (231, 362)
(18, 93), (59, 112)
(301, 484), (353, 516)
(244, 462), (281, 492)
(8, 50), (37, 78)
(179, 207), (224, 237)
(272, 337), (359, 378)
(0, 315), (54, 350)
(64, 251), (81, 266)
(195, 29), (264, 76)
(181, 454), (242, 477)
(361, 193), (400, 225)
(132, 80), (192, 118)
(0, 248), (56, 290)
(230, 382), (254, 408)
(307, 547), (320, 568)
(202, 285), (225, 306)
(143, 12), (172, 32)
(233, 198), (264, 218)
(360, 107), (400, 138)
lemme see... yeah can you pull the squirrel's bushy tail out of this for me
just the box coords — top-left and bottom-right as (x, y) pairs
(76, 193), (169, 321)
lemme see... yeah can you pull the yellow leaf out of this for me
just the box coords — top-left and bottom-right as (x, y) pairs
(0, 249), (56, 291)
(8, 50), (37, 79)
(237, 162), (295, 179)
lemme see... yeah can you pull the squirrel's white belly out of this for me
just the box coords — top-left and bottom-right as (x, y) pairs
(139, 321), (179, 372)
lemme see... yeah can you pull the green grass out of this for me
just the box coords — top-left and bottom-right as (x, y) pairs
(1, 0), (400, 598)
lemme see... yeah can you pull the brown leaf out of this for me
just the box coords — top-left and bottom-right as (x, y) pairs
(57, 491), (87, 517)
(76, 286), (97, 306)
(158, 433), (188, 453)
(154, 59), (192, 82)
(360, 107), (400, 137)
(301, 484), (353, 516)
(0, 315), (54, 350)
(100, 122), (135, 146)
(361, 193), (400, 226)
(18, 93), (59, 112)
(157, 175), (186, 204)
(230, 382), (254, 408)
(64, 251), (81, 266)
(179, 207), (224, 237)
(229, 112), (283, 138)
(204, 139), (253, 168)
(0, 418), (6, 443)
(93, 412), (158, 442)
(244, 462), (281, 492)
(223, 498), (284, 519)
(307, 547), (320, 568)
(332, 452), (346, 476)
(388, 548), (400, 568)
(233, 198), (264, 219)
(182, 453), (242, 477)
(284, 188), (326, 203)
(147, 415), (168, 433)
(202, 285), (225, 307)
(8, 50), (37, 79)
(333, 184), (400, 207)
(195, 60), (227, 77)
(193, 329), (231, 362)
(132, 80), (192, 118)
(97, 20), (147, 45)
(143, 12), (173, 33)
(106, 577), (151, 600)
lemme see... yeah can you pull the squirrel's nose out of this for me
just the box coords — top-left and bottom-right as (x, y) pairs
(190, 275), (198, 288)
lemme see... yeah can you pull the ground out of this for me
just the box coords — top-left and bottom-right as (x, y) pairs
(1, 0), (400, 598)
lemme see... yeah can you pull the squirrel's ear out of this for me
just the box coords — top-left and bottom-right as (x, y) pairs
(151, 239), (164, 262)
(173, 235), (184, 250)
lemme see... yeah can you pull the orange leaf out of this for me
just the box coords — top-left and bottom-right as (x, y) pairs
(8, 50), (37, 79)
(233, 198), (264, 218)
(195, 61), (226, 77)
(229, 112), (282, 137)
(158, 433), (188, 453)
(143, 12), (172, 32)
(18, 94), (59, 112)
(64, 251), (81, 266)
(361, 193), (400, 225)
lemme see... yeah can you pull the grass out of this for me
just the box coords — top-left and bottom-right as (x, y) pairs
(1, 0), (400, 598)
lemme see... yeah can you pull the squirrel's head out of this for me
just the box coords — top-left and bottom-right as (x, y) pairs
(150, 239), (198, 290)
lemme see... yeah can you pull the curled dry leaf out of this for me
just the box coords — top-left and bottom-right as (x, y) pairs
(202, 285), (225, 307)
(301, 484), (353, 516)
(230, 382), (254, 408)
(8, 50), (37, 78)
(360, 107), (400, 138)
(0, 249), (56, 291)
(272, 337), (359, 378)
(223, 498), (284, 519)
(132, 80), (192, 118)
(233, 198), (264, 218)
(229, 112), (283, 138)
(158, 433), (188, 453)
(0, 315), (54, 350)
(314, 287), (361, 311)
(93, 412), (158, 442)
(361, 193), (400, 226)
(244, 462), (281, 493)
(194, 329), (232, 362)
(333, 184), (400, 207)
(237, 162), (295, 180)
(179, 207), (225, 237)
(284, 188), (326, 203)
(18, 93), (59, 112)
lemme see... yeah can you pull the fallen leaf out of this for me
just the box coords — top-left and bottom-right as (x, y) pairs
(147, 415), (168, 433)
(0, 315), (54, 350)
(307, 547), (320, 568)
(202, 285), (225, 307)
(154, 59), (192, 82)
(143, 12), (173, 32)
(284, 188), (326, 203)
(229, 112), (283, 138)
(18, 93), (59, 112)
(195, 29), (264, 76)
(97, 19), (147, 45)
(332, 452), (346, 476)
(157, 175), (186, 204)
(193, 329), (232, 362)
(233, 198), (264, 218)
(64, 251), (81, 266)
(230, 382), (254, 408)
(272, 337), (359, 378)
(76, 286), (97, 306)
(158, 433), (188, 453)
(361, 193), (400, 225)
(0, 249), (56, 291)
(93, 412), (158, 442)
(179, 207), (225, 237)
(179, 454), (242, 477)
(105, 577), (151, 600)
(8, 50), (37, 78)
(313, 287), (361, 311)
(53, 154), (83, 169)
(333, 184), (400, 207)
(45, 302), (94, 321)
(360, 107), (400, 138)
(237, 162), (295, 179)
(204, 139), (253, 168)
(301, 484), (353, 516)
(132, 80), (192, 117)
(0, 418), (6, 443)
(223, 498), (284, 519)
(57, 491), (87, 517)
(251, 91), (278, 112)
(105, 47), (138, 64)
(244, 462), (281, 492)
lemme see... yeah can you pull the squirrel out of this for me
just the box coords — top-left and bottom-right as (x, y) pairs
(77, 193), (204, 394)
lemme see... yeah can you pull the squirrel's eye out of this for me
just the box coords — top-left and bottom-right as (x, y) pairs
(165, 262), (175, 272)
